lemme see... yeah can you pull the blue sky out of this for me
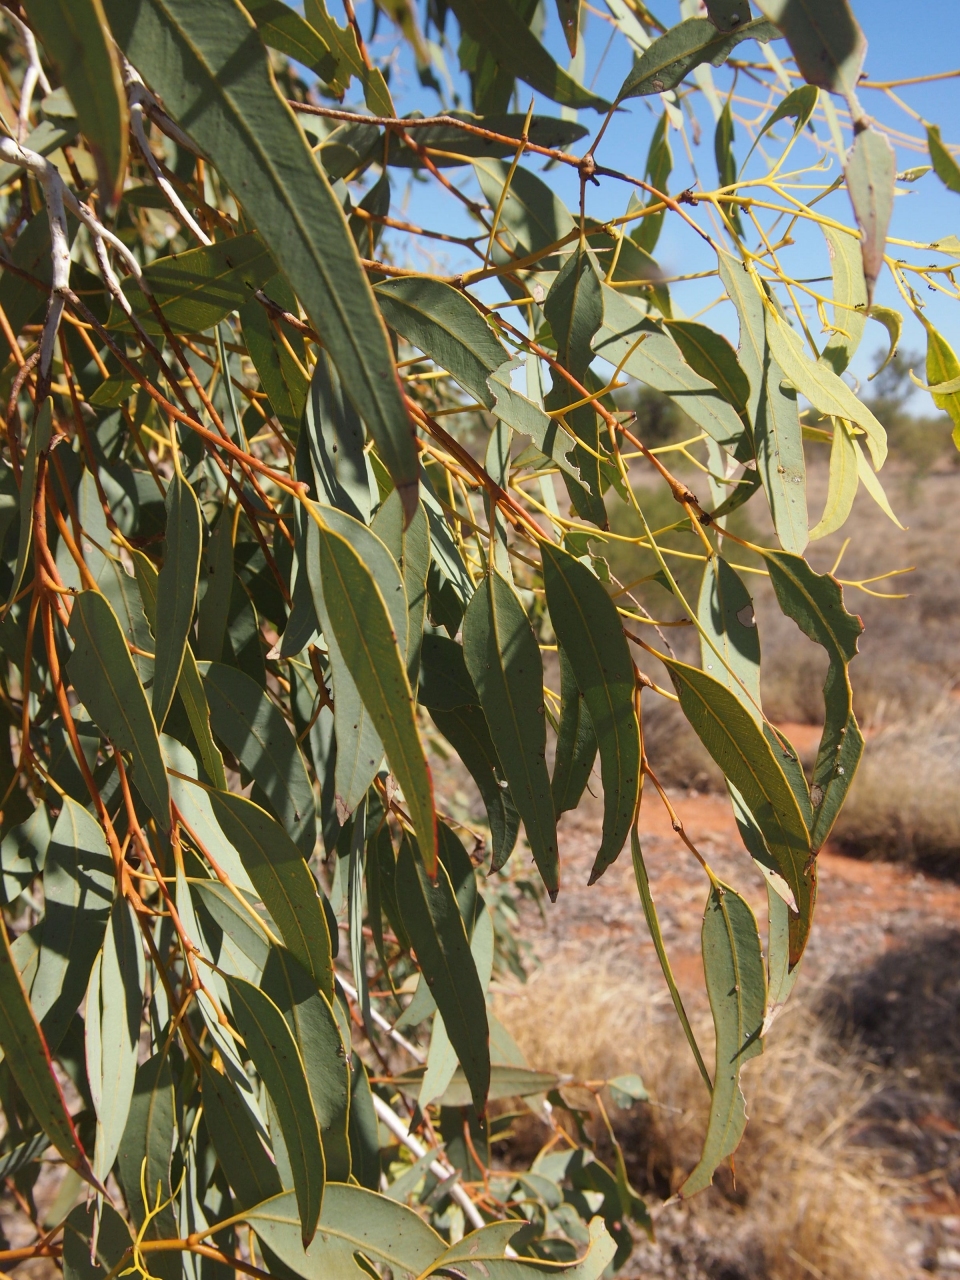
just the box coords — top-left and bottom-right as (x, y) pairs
(322, 0), (960, 390)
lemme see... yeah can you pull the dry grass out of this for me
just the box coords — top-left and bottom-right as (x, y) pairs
(494, 951), (916, 1280)
(833, 700), (960, 871)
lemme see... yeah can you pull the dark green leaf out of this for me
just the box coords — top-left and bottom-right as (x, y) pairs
(153, 474), (202, 729)
(226, 976), (325, 1245)
(473, 158), (576, 260)
(740, 83), (818, 173)
(617, 17), (777, 100)
(201, 1060), (283, 1210)
(704, 0), (753, 32)
(7, 399), (52, 609)
(551, 647), (597, 819)
(67, 589), (170, 830)
(21, 0), (128, 197)
(394, 1062), (559, 1108)
(928, 124), (960, 195)
(347, 1053), (380, 1191)
(243, 0), (335, 77)
(117, 1054), (176, 1240)
(679, 882), (765, 1196)
(204, 662), (316, 855)
(397, 835), (490, 1111)
(665, 320), (750, 416)
(105, 0), (420, 515)
(240, 277), (309, 440)
(542, 544), (640, 883)
(301, 352), (374, 524)
(197, 509), (236, 662)
(371, 491), (430, 687)
(375, 278), (507, 408)
(544, 247), (604, 380)
(753, 0), (865, 96)
(463, 572), (558, 896)
(208, 789), (333, 1001)
(63, 1202), (132, 1280)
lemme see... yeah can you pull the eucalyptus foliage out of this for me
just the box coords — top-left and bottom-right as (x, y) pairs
(0, 0), (953, 1274)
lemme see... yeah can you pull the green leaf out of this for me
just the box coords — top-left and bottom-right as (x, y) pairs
(679, 882), (765, 1196)
(88, 898), (144, 1184)
(301, 353), (374, 525)
(21, 0), (128, 198)
(819, 225), (867, 376)
(463, 572), (558, 896)
(347, 1054), (380, 1191)
(394, 1062), (560, 1108)
(616, 17), (777, 101)
(714, 99), (742, 237)
(0, 912), (97, 1186)
(697, 556), (760, 719)
(927, 124), (960, 195)
(371, 491), (431, 688)
(152, 475), (202, 729)
(30, 798), (114, 1053)
(309, 513), (437, 870)
(739, 83), (818, 173)
(397, 835), (490, 1111)
(245, 1185), (446, 1280)
(380, 113), (588, 168)
(541, 544), (640, 883)
(204, 662), (316, 855)
(208, 789), (334, 1001)
(240, 282), (309, 441)
(866, 305), (902, 381)
(753, 0), (865, 96)
(7, 399), (52, 609)
(104, 0), (420, 516)
(704, 0), (754, 32)
(261, 945), (351, 1183)
(716, 250), (807, 553)
(108, 233), (277, 333)
(596, 288), (750, 462)
(757, 550), (863, 852)
(225, 976), (325, 1246)
(201, 1060), (284, 1210)
(67, 589), (170, 830)
(62, 1202), (132, 1280)
(551, 647), (597, 818)
(473, 158), (576, 260)
(197, 510), (236, 662)
(809, 419), (858, 540)
(487, 360), (580, 482)
(0, 805), (49, 907)
(662, 658), (814, 963)
(243, 0), (335, 77)
(918, 313), (960, 444)
(164, 735), (254, 892)
(556, 0), (581, 54)
(665, 320), (750, 416)
(374, 279), (507, 408)
(544, 247), (604, 381)
(117, 1054), (177, 1242)
(447, 0), (609, 110)
(843, 125), (896, 305)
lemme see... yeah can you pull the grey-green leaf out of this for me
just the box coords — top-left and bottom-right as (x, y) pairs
(463, 572), (558, 896)
(67, 590), (170, 830)
(153, 474), (202, 730)
(844, 125), (896, 305)
(753, 0), (865, 96)
(617, 16), (777, 100)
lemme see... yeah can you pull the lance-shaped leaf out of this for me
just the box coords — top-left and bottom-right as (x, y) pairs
(208, 789), (334, 1001)
(372, 490), (430, 687)
(757, 550), (863, 851)
(396, 835), (489, 1111)
(810, 419), (858, 540)
(473, 158), (576, 260)
(152, 474), (202, 729)
(7, 399), (51, 609)
(87, 898), (144, 1185)
(261, 945), (351, 1183)
(844, 126), (896, 306)
(104, 0), (420, 517)
(301, 353), (375, 525)
(0, 911), (97, 1187)
(487, 359), (580, 482)
(347, 1054), (380, 1191)
(226, 976), (325, 1246)
(557, 0), (581, 54)
(617, 16), (777, 100)
(595, 288), (750, 462)
(107, 233), (277, 333)
(463, 572), (558, 897)
(663, 658), (814, 963)
(819, 225), (867, 376)
(545, 247), (604, 381)
(552, 647), (597, 818)
(541, 544), (640, 883)
(30, 799), (113, 1053)
(679, 882), (765, 1196)
(201, 1060), (283, 1210)
(243, 0), (335, 77)
(918, 313), (960, 444)
(117, 1054), (177, 1246)
(447, 0), (609, 110)
(309, 514), (437, 871)
(740, 83), (818, 173)
(697, 556), (760, 718)
(21, 0), (128, 198)
(240, 277), (309, 440)
(665, 320), (750, 416)
(62, 1202), (132, 1280)
(67, 590), (170, 830)
(705, 0), (753, 31)
(716, 250), (806, 552)
(375, 278), (508, 409)
(753, 0), (864, 95)
(204, 662), (316, 856)
(164, 736), (253, 891)
(245, 1185), (446, 1280)
(927, 124), (960, 195)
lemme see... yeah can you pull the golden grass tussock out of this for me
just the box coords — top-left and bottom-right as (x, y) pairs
(494, 950), (914, 1280)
